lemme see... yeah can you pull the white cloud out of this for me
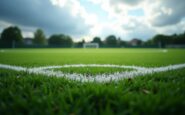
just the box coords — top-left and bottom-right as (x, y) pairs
(87, 0), (185, 40)
(0, 0), (90, 39)
(109, 0), (145, 7)
(145, 0), (185, 27)
(50, 0), (100, 40)
(87, 0), (150, 40)
(0, 0), (185, 41)
(50, 0), (67, 7)
(0, 20), (36, 38)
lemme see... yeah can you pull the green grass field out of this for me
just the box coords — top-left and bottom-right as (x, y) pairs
(0, 48), (185, 115)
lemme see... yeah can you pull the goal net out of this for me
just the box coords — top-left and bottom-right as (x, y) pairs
(83, 43), (99, 48)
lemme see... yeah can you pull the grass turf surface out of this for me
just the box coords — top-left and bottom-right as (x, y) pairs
(0, 48), (185, 114)
(54, 67), (133, 75)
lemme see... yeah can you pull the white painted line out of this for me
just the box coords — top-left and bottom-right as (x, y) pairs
(0, 64), (27, 71)
(0, 63), (185, 83)
(31, 64), (147, 71)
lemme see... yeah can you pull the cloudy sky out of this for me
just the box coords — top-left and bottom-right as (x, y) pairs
(0, 0), (185, 41)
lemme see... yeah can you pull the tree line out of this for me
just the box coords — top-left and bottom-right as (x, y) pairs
(0, 26), (185, 48)
(0, 26), (73, 48)
(145, 33), (185, 47)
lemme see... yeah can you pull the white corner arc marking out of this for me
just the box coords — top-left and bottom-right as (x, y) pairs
(0, 63), (185, 83)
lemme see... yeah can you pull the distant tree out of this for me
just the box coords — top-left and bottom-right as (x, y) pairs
(117, 37), (122, 47)
(48, 35), (62, 45)
(136, 39), (143, 45)
(65, 35), (73, 47)
(91, 37), (102, 46)
(120, 40), (127, 47)
(33, 29), (46, 45)
(177, 32), (185, 44)
(152, 34), (169, 48)
(105, 35), (117, 47)
(48, 34), (73, 47)
(75, 39), (85, 48)
(145, 32), (185, 47)
(144, 39), (154, 46)
(1, 26), (23, 47)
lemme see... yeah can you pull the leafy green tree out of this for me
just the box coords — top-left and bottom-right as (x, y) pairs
(33, 29), (46, 45)
(177, 32), (185, 44)
(152, 34), (169, 48)
(144, 39), (154, 46)
(120, 40), (127, 47)
(145, 32), (185, 47)
(105, 35), (117, 47)
(48, 34), (73, 47)
(48, 35), (62, 45)
(64, 35), (73, 47)
(1, 26), (23, 47)
(75, 39), (85, 48)
(91, 37), (102, 46)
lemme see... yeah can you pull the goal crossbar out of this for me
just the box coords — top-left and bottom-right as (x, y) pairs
(83, 43), (99, 48)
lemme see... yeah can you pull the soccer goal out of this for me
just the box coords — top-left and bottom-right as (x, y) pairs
(83, 43), (99, 48)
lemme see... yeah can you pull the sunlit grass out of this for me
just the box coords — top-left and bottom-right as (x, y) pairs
(0, 48), (185, 114)
(0, 48), (185, 67)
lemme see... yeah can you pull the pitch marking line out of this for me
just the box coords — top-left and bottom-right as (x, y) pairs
(0, 63), (185, 83)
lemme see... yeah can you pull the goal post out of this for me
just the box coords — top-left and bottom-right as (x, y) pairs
(83, 43), (99, 48)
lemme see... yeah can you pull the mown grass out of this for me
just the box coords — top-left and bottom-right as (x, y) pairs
(0, 48), (185, 67)
(0, 48), (185, 114)
(0, 68), (185, 115)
